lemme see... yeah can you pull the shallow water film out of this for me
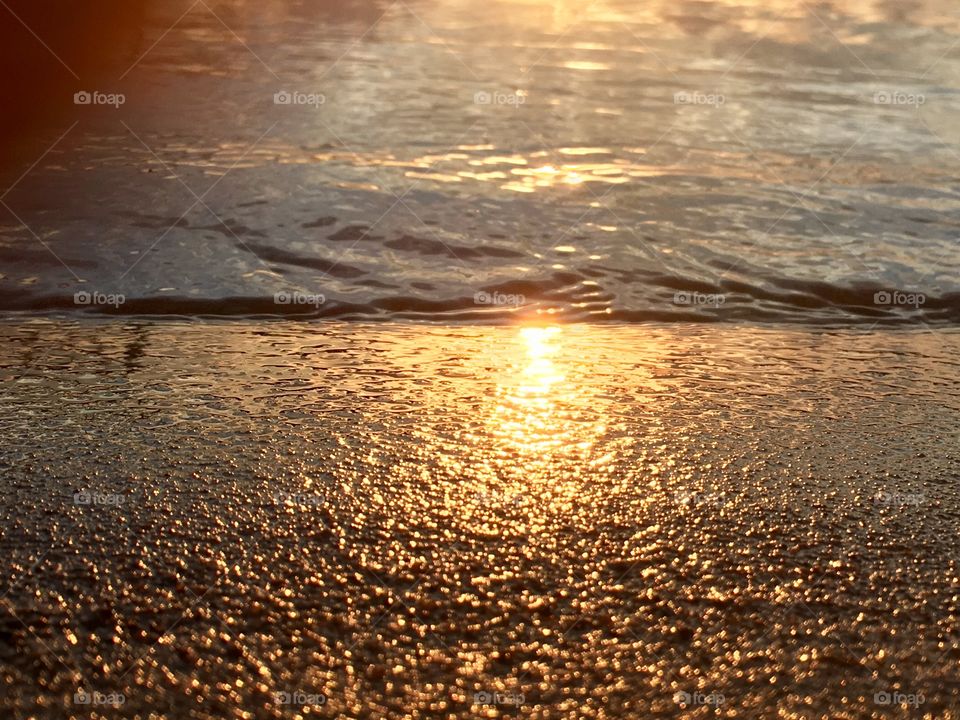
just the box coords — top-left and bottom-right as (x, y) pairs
(2, 0), (960, 718)
(1, 322), (960, 719)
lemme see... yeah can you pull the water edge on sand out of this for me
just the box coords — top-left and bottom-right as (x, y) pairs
(0, 320), (958, 718)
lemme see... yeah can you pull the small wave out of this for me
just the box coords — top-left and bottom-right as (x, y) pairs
(3, 280), (959, 326)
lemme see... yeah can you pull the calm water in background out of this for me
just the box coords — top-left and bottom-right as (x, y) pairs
(2, 0), (960, 323)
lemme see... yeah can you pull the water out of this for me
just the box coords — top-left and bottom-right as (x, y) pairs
(3, 5), (960, 715)
(2, 0), (960, 323)
(1, 320), (958, 717)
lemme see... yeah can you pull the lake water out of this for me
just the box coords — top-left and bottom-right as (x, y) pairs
(2, 0), (959, 324)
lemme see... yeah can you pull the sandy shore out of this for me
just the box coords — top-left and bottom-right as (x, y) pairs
(0, 320), (957, 719)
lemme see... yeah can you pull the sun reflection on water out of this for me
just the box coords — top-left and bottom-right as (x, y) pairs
(450, 325), (613, 521)
(493, 326), (567, 455)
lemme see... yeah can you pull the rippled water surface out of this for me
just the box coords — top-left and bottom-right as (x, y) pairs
(2, 0), (960, 322)
(3, 3), (960, 717)
(0, 321), (959, 718)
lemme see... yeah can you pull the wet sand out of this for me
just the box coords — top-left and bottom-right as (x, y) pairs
(0, 320), (958, 718)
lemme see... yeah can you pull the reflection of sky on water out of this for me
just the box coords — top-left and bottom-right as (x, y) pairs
(2, 0), (960, 320)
